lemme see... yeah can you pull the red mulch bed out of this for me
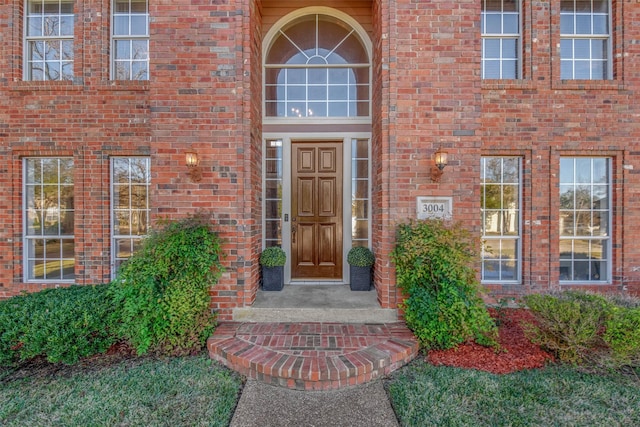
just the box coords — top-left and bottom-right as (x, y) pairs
(427, 308), (555, 374)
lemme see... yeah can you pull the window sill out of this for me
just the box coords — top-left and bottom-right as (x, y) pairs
(98, 80), (150, 92)
(10, 80), (82, 92)
(482, 79), (537, 91)
(551, 79), (623, 91)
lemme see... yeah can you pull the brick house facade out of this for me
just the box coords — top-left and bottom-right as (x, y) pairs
(1, 1), (639, 320)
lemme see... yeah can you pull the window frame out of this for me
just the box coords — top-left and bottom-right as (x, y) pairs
(480, 156), (522, 284)
(559, 0), (612, 80)
(481, 0), (522, 80)
(110, 156), (151, 278)
(110, 0), (150, 81)
(262, 8), (373, 124)
(23, 157), (75, 282)
(559, 157), (612, 284)
(23, 0), (75, 81)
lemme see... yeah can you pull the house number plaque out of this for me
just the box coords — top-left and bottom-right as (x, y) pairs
(416, 197), (452, 220)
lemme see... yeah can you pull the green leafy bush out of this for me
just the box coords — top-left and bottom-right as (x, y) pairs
(347, 246), (375, 267)
(524, 291), (640, 368)
(259, 246), (286, 267)
(523, 291), (609, 365)
(0, 285), (117, 366)
(109, 213), (224, 356)
(390, 220), (498, 350)
(603, 306), (640, 366)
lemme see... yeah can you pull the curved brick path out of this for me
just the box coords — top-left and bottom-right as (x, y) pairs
(207, 322), (419, 390)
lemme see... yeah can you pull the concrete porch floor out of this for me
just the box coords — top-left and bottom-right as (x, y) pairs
(232, 285), (398, 323)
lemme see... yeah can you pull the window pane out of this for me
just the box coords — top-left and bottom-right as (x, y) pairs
(485, 14), (502, 34)
(114, 16), (129, 35)
(575, 14), (592, 34)
(593, 15), (608, 34)
(130, 15), (147, 36)
(503, 14), (519, 34)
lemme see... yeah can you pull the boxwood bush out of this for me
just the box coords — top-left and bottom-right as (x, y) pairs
(0, 284), (117, 367)
(109, 213), (224, 356)
(390, 220), (498, 350)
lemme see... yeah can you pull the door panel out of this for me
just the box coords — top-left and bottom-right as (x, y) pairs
(291, 142), (343, 279)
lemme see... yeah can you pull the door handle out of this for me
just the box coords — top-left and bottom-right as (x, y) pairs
(291, 224), (297, 244)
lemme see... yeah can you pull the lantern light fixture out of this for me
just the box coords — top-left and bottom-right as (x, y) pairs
(185, 150), (202, 182)
(431, 147), (449, 182)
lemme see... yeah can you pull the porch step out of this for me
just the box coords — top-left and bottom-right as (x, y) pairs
(232, 307), (398, 323)
(207, 322), (419, 391)
(232, 285), (398, 323)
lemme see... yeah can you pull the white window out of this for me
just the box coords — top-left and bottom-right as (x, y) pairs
(351, 139), (370, 248)
(481, 0), (521, 79)
(559, 157), (611, 282)
(264, 14), (370, 118)
(111, 157), (150, 276)
(560, 0), (611, 79)
(481, 157), (521, 283)
(112, 0), (149, 80)
(24, 158), (74, 281)
(25, 0), (74, 81)
(264, 140), (283, 248)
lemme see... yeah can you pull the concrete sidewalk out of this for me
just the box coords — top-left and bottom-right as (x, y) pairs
(230, 379), (399, 427)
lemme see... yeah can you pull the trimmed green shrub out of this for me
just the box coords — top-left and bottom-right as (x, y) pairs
(524, 291), (640, 368)
(390, 220), (498, 350)
(347, 246), (375, 267)
(0, 284), (117, 366)
(603, 305), (640, 366)
(109, 213), (224, 356)
(523, 291), (609, 365)
(259, 246), (286, 267)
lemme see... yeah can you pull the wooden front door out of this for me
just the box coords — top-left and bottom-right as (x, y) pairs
(291, 141), (343, 279)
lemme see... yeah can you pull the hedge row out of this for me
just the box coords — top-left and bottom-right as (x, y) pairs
(0, 213), (224, 367)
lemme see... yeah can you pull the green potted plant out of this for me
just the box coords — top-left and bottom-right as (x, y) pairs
(347, 246), (375, 291)
(259, 246), (286, 291)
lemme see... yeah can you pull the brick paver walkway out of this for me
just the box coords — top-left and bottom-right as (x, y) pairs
(208, 322), (419, 390)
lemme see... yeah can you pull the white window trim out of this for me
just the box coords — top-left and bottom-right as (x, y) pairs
(480, 156), (522, 285)
(23, 0), (75, 81)
(110, 156), (150, 278)
(23, 157), (75, 283)
(110, 0), (150, 80)
(262, 132), (371, 285)
(262, 7), (373, 124)
(481, 0), (523, 79)
(559, 0), (613, 80)
(559, 157), (612, 284)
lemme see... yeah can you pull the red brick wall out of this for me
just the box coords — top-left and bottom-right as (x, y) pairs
(2, 0), (640, 310)
(372, 0), (482, 309)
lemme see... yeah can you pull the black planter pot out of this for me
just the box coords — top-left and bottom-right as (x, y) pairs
(349, 265), (372, 291)
(262, 266), (284, 291)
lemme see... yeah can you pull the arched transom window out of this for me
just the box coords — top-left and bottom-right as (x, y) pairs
(265, 14), (370, 118)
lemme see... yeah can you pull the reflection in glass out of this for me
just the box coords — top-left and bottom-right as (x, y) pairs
(481, 157), (521, 282)
(559, 157), (610, 282)
(25, 158), (75, 281)
(111, 157), (150, 277)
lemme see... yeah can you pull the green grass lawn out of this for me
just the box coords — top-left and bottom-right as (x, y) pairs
(0, 355), (243, 427)
(386, 360), (640, 427)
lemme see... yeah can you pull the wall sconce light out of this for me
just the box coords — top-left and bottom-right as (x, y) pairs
(431, 148), (449, 182)
(185, 150), (202, 182)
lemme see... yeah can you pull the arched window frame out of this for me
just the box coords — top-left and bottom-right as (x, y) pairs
(262, 7), (373, 124)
